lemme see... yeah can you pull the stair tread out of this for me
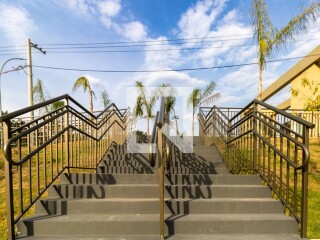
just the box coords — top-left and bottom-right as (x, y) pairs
(24, 213), (295, 223)
(24, 214), (160, 222)
(166, 234), (301, 240)
(18, 236), (160, 240)
(166, 214), (296, 221)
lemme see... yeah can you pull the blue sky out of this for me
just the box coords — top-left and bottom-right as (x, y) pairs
(0, 0), (319, 133)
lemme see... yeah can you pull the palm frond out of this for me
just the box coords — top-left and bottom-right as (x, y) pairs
(72, 76), (90, 92)
(271, 2), (320, 53)
(200, 93), (221, 107)
(100, 90), (112, 108)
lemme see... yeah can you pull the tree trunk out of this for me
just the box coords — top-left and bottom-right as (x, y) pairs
(258, 64), (263, 101)
(147, 116), (150, 136)
(192, 113), (194, 136)
(89, 87), (93, 114)
(173, 109), (179, 135)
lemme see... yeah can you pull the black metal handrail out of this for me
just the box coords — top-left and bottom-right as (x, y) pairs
(198, 100), (315, 238)
(1, 94), (130, 240)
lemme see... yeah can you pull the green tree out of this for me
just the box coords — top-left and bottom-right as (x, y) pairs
(100, 90), (112, 109)
(187, 81), (220, 136)
(33, 79), (51, 114)
(153, 83), (179, 134)
(33, 79), (65, 114)
(291, 78), (320, 111)
(133, 81), (156, 135)
(72, 76), (95, 113)
(251, 0), (320, 101)
(51, 101), (65, 110)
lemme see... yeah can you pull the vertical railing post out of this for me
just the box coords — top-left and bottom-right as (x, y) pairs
(301, 126), (309, 238)
(64, 98), (70, 172)
(95, 116), (98, 169)
(253, 102), (258, 172)
(212, 108), (216, 140)
(157, 127), (165, 240)
(227, 119), (231, 170)
(3, 120), (15, 239)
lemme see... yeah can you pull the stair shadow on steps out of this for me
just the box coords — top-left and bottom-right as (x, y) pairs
(63, 173), (117, 184)
(165, 174), (213, 185)
(127, 153), (153, 173)
(165, 185), (213, 199)
(182, 154), (218, 174)
(51, 185), (106, 199)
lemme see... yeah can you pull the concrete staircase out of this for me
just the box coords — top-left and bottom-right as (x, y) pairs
(17, 137), (300, 239)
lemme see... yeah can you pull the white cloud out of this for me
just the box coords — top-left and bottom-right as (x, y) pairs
(97, 0), (121, 29)
(97, 0), (121, 17)
(178, 0), (227, 40)
(55, 0), (96, 18)
(119, 21), (147, 41)
(0, 3), (36, 46)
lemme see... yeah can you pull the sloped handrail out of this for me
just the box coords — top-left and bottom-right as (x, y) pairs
(199, 99), (315, 238)
(1, 94), (130, 240)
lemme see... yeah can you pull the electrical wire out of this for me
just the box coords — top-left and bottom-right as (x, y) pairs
(1, 25), (320, 50)
(31, 53), (320, 73)
(1, 36), (319, 55)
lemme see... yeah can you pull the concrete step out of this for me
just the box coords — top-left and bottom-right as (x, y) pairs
(166, 234), (301, 240)
(169, 167), (229, 174)
(102, 159), (150, 168)
(105, 153), (149, 161)
(165, 185), (271, 199)
(19, 213), (297, 236)
(18, 214), (159, 236)
(35, 198), (161, 215)
(60, 173), (262, 186)
(97, 166), (154, 174)
(182, 154), (224, 162)
(166, 198), (284, 214)
(17, 236), (160, 240)
(165, 214), (298, 234)
(165, 174), (262, 186)
(48, 184), (158, 199)
(35, 198), (283, 215)
(169, 160), (226, 168)
(60, 173), (158, 185)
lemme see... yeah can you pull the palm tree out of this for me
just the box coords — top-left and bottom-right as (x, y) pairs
(187, 81), (220, 136)
(100, 90), (112, 109)
(251, 0), (320, 101)
(72, 76), (95, 113)
(133, 81), (156, 135)
(33, 79), (51, 114)
(153, 83), (179, 134)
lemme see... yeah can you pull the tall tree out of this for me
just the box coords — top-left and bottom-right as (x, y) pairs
(187, 81), (220, 136)
(33, 79), (51, 114)
(153, 83), (179, 134)
(133, 81), (156, 135)
(33, 79), (64, 114)
(251, 0), (320, 101)
(72, 76), (95, 113)
(100, 90), (112, 109)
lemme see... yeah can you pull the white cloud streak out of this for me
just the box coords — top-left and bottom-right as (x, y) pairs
(0, 3), (36, 46)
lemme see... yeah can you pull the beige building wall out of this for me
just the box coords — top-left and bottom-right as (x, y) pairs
(291, 64), (320, 109)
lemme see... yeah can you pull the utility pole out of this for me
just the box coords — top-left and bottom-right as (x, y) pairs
(27, 38), (46, 119)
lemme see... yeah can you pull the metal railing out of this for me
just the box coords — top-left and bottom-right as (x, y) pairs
(0, 94), (129, 239)
(149, 97), (171, 240)
(200, 107), (320, 138)
(199, 100), (315, 238)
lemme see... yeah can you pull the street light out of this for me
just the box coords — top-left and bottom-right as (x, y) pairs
(0, 58), (26, 117)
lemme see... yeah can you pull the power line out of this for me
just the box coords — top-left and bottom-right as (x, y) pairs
(1, 25), (320, 50)
(2, 37), (320, 56)
(31, 53), (320, 73)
